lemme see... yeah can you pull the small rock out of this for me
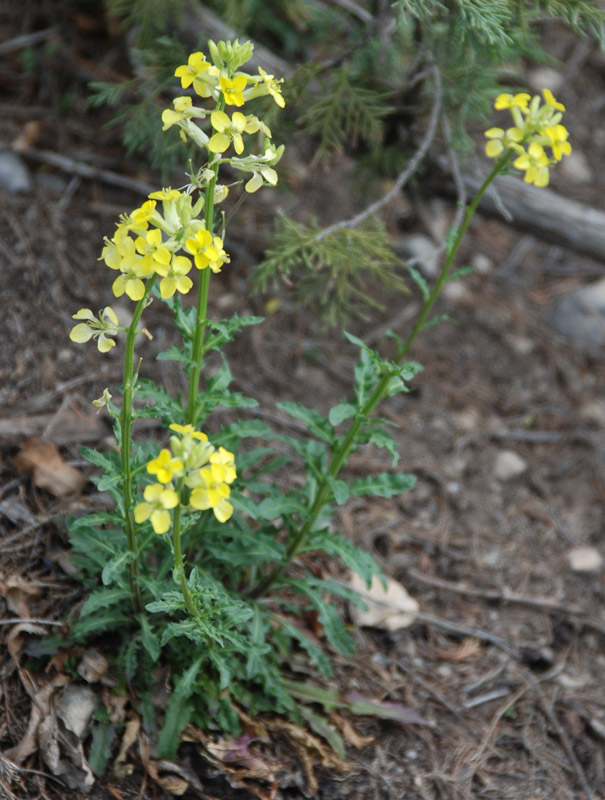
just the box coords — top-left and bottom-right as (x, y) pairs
(507, 334), (534, 355)
(471, 252), (493, 275)
(579, 400), (605, 427)
(442, 281), (471, 304)
(494, 450), (527, 481)
(396, 234), (440, 277)
(559, 151), (593, 185)
(0, 148), (32, 193)
(527, 67), (563, 94)
(549, 277), (605, 351)
(567, 545), (603, 574)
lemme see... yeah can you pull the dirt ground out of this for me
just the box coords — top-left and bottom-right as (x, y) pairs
(1, 5), (604, 800)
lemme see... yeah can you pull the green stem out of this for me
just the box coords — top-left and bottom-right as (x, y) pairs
(187, 104), (225, 426)
(251, 151), (512, 598)
(121, 277), (157, 613)
(172, 480), (198, 617)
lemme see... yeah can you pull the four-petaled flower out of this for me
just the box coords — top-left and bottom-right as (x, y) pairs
(134, 228), (172, 272)
(185, 229), (230, 273)
(154, 255), (194, 299)
(134, 483), (179, 534)
(147, 449), (184, 484)
(513, 142), (550, 187)
(174, 52), (214, 97)
(220, 75), (247, 106)
(256, 67), (285, 108)
(189, 462), (234, 522)
(209, 110), (270, 155)
(544, 124), (571, 161)
(70, 307), (120, 353)
(494, 92), (530, 111)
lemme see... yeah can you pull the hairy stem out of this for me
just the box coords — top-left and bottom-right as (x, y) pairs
(251, 151), (512, 598)
(121, 278), (157, 613)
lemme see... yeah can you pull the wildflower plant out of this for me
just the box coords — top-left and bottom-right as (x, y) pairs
(66, 40), (569, 768)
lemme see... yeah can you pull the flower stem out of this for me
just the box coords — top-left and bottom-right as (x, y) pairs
(120, 278), (156, 613)
(251, 151), (512, 598)
(187, 104), (225, 426)
(172, 482), (198, 617)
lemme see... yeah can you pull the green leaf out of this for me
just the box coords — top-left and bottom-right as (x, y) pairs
(303, 528), (383, 588)
(364, 427), (400, 466)
(300, 706), (346, 759)
(80, 587), (131, 618)
(447, 265), (473, 281)
(80, 447), (121, 476)
(287, 577), (355, 656)
(271, 615), (332, 678)
(328, 402), (356, 427)
(139, 615), (161, 661)
(407, 264), (430, 301)
(102, 550), (135, 585)
(70, 610), (130, 640)
(328, 478), (350, 505)
(422, 313), (455, 330)
(343, 692), (430, 727)
(350, 472), (416, 498)
(88, 719), (116, 776)
(280, 678), (340, 710)
(156, 345), (189, 363)
(276, 401), (333, 443)
(257, 495), (305, 519)
(157, 656), (204, 760)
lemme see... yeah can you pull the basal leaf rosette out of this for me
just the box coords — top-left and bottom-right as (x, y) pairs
(485, 89), (571, 187)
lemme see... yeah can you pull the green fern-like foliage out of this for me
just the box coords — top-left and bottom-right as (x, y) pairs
(254, 215), (408, 327)
(104, 0), (187, 47)
(89, 34), (191, 174)
(297, 67), (393, 162)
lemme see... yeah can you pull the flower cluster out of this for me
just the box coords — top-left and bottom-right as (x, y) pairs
(70, 40), (285, 354)
(162, 39), (285, 194)
(484, 89), (571, 187)
(134, 424), (237, 534)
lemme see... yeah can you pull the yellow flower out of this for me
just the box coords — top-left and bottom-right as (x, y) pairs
(169, 424), (215, 470)
(484, 126), (523, 158)
(245, 165), (279, 193)
(513, 142), (550, 187)
(134, 483), (179, 534)
(154, 255), (193, 299)
(220, 75), (247, 106)
(70, 307), (120, 353)
(210, 447), (237, 484)
(147, 449), (184, 484)
(149, 187), (182, 201)
(119, 200), (157, 234)
(542, 88), (565, 112)
(169, 423), (208, 441)
(544, 124), (571, 161)
(208, 110), (270, 155)
(189, 463), (234, 523)
(134, 228), (172, 272)
(257, 67), (285, 108)
(494, 92), (530, 111)
(174, 52), (214, 97)
(162, 97), (195, 131)
(185, 229), (230, 273)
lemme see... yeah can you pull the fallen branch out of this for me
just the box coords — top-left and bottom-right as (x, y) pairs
(455, 166), (605, 262)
